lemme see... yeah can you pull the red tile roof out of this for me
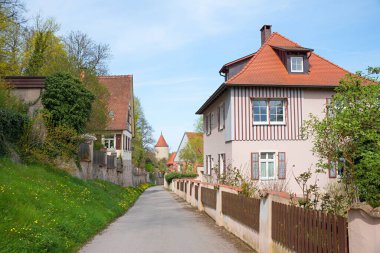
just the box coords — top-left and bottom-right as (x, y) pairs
(167, 152), (177, 165)
(185, 132), (203, 139)
(226, 32), (349, 86)
(155, 133), (169, 147)
(98, 75), (133, 131)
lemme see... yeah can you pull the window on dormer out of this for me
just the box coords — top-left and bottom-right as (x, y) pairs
(291, 57), (303, 72)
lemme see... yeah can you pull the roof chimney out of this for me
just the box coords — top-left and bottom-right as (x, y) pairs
(260, 25), (272, 45)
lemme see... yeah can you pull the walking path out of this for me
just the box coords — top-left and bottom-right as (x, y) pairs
(79, 186), (254, 253)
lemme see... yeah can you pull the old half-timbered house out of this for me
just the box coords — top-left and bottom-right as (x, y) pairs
(98, 75), (134, 168)
(196, 25), (349, 194)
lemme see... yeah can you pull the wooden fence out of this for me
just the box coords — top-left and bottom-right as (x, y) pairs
(272, 202), (349, 253)
(93, 150), (106, 165)
(106, 155), (116, 169)
(222, 192), (260, 232)
(195, 185), (199, 200)
(78, 143), (90, 161)
(201, 187), (217, 209)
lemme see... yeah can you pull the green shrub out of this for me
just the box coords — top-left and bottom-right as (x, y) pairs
(0, 108), (28, 156)
(41, 73), (94, 133)
(165, 172), (197, 184)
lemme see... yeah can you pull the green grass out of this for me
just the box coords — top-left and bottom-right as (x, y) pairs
(0, 158), (153, 253)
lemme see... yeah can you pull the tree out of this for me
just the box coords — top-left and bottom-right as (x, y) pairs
(132, 97), (154, 168)
(81, 71), (110, 133)
(0, 0), (25, 76)
(22, 16), (71, 76)
(303, 73), (380, 207)
(63, 31), (110, 75)
(193, 116), (203, 133)
(179, 135), (203, 172)
(41, 73), (94, 133)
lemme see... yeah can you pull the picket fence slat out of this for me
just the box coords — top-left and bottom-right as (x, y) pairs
(272, 202), (349, 253)
(221, 192), (260, 232)
(201, 187), (217, 209)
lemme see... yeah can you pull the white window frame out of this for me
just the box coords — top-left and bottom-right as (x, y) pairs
(205, 155), (212, 175)
(218, 104), (225, 131)
(253, 99), (286, 125)
(269, 100), (286, 125)
(103, 134), (115, 149)
(205, 113), (212, 135)
(218, 153), (225, 175)
(291, 56), (304, 73)
(253, 99), (269, 125)
(259, 152), (276, 180)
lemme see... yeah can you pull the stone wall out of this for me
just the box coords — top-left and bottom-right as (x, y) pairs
(80, 137), (146, 187)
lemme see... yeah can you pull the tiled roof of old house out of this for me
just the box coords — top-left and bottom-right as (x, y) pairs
(226, 32), (349, 86)
(167, 152), (177, 165)
(98, 75), (133, 131)
(155, 133), (169, 147)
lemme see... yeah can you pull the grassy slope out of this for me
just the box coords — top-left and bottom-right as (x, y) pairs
(0, 158), (151, 253)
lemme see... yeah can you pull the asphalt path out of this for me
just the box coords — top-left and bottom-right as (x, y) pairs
(79, 186), (254, 253)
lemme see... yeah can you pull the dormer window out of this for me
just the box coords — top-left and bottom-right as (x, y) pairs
(291, 57), (304, 72)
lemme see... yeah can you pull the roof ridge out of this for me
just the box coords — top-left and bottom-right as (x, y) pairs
(226, 32), (278, 83)
(98, 75), (133, 78)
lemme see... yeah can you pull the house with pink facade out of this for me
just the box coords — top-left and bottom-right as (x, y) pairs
(196, 25), (349, 194)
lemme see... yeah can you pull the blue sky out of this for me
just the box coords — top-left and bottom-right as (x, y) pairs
(26, 0), (380, 151)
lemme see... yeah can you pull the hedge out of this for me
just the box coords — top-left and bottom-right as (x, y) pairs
(165, 172), (197, 184)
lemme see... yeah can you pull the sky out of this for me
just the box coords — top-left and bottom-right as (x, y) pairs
(25, 0), (380, 151)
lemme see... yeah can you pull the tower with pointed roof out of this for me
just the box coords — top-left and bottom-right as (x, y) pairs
(155, 132), (169, 161)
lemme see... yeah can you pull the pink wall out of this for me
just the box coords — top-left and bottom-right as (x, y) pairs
(203, 87), (337, 195)
(203, 92), (233, 176)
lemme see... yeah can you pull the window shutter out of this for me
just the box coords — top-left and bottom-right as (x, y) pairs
(278, 152), (286, 179)
(329, 160), (337, 178)
(217, 107), (220, 130)
(204, 115), (207, 133)
(222, 105), (225, 129)
(223, 154), (226, 175)
(285, 99), (288, 125)
(251, 153), (259, 180)
(218, 155), (220, 175)
(116, 134), (121, 150)
(206, 156), (208, 175)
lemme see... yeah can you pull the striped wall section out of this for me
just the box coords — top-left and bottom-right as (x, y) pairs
(233, 87), (303, 141)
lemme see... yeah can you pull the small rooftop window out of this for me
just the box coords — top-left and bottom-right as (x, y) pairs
(291, 57), (303, 72)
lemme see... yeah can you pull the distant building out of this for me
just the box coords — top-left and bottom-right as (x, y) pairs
(98, 75), (134, 165)
(166, 152), (177, 171)
(174, 132), (203, 173)
(155, 133), (169, 161)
